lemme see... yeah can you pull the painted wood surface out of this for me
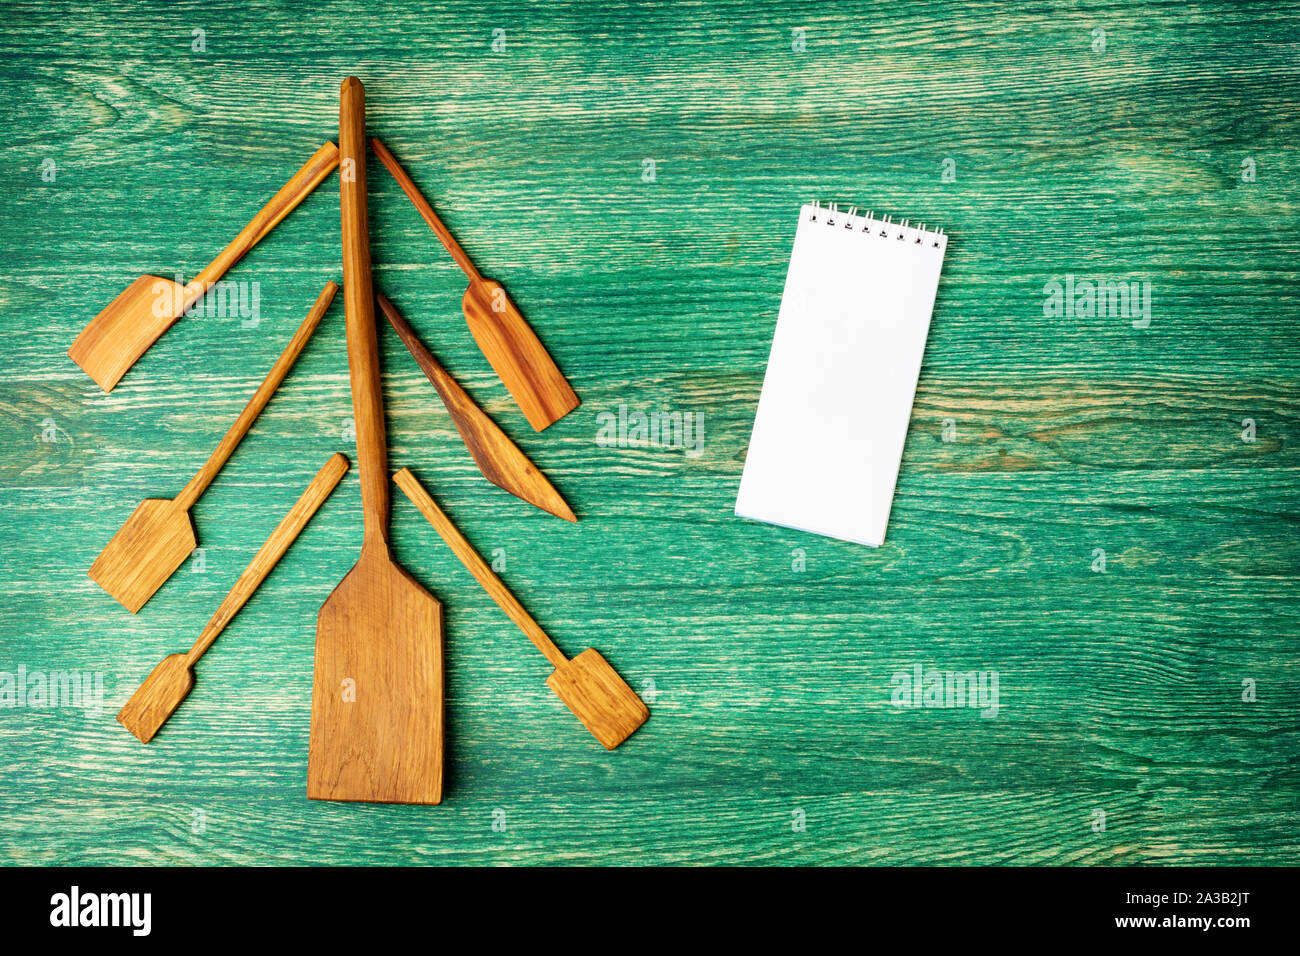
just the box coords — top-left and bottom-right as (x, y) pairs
(1, 0), (1297, 864)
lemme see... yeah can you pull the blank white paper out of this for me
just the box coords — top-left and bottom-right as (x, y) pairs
(735, 205), (948, 547)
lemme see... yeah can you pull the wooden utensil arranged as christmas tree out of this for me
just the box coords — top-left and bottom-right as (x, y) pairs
(89, 280), (338, 613)
(377, 293), (575, 522)
(394, 468), (648, 750)
(117, 453), (349, 743)
(69, 142), (340, 392)
(307, 78), (444, 805)
(370, 137), (579, 431)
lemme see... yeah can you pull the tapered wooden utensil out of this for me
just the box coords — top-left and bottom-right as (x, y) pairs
(89, 280), (337, 613)
(307, 78), (444, 806)
(377, 293), (575, 522)
(394, 468), (647, 749)
(69, 141), (340, 392)
(370, 137), (579, 431)
(117, 453), (349, 743)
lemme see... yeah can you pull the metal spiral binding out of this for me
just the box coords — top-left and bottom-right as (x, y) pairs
(808, 200), (945, 248)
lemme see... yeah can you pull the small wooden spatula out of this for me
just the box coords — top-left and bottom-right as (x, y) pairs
(370, 137), (579, 431)
(394, 468), (648, 749)
(117, 453), (349, 743)
(377, 293), (575, 522)
(69, 142), (340, 392)
(89, 280), (337, 613)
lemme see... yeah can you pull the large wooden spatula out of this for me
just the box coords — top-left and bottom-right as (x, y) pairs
(307, 78), (444, 806)
(68, 141), (340, 392)
(371, 137), (579, 431)
(377, 293), (575, 522)
(117, 453), (349, 743)
(395, 468), (648, 749)
(89, 280), (337, 613)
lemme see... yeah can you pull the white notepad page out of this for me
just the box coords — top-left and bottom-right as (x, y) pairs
(736, 204), (948, 546)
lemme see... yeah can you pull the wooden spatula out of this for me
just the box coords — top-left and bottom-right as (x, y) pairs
(69, 142), (340, 392)
(370, 137), (579, 431)
(117, 453), (349, 743)
(394, 468), (647, 749)
(89, 280), (337, 613)
(307, 78), (444, 806)
(377, 293), (576, 522)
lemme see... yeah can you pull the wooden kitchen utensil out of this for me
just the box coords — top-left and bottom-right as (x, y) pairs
(89, 280), (337, 613)
(370, 137), (579, 431)
(307, 78), (444, 806)
(377, 293), (576, 522)
(394, 468), (648, 750)
(117, 453), (349, 743)
(69, 141), (340, 392)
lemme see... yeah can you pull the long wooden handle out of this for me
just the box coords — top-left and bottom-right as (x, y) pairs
(393, 468), (569, 668)
(370, 137), (482, 283)
(340, 78), (390, 545)
(185, 142), (340, 308)
(186, 453), (349, 665)
(175, 281), (337, 510)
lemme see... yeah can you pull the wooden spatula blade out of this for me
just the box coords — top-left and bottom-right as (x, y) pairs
(441, 402), (576, 521)
(463, 279), (579, 431)
(546, 648), (648, 750)
(69, 275), (187, 392)
(89, 498), (197, 613)
(481, 461), (577, 523)
(117, 654), (194, 743)
(307, 550), (444, 804)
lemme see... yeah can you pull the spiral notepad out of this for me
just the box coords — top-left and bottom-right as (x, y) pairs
(736, 203), (949, 547)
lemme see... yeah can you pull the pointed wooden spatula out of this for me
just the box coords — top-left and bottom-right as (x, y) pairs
(395, 468), (648, 749)
(370, 137), (579, 431)
(307, 77), (444, 806)
(89, 280), (337, 613)
(117, 453), (349, 743)
(69, 142), (340, 392)
(377, 293), (575, 522)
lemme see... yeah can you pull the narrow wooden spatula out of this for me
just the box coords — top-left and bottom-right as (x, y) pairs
(69, 142), (340, 392)
(307, 78), (444, 805)
(377, 293), (575, 522)
(89, 280), (337, 613)
(394, 468), (648, 749)
(117, 453), (349, 743)
(370, 137), (579, 431)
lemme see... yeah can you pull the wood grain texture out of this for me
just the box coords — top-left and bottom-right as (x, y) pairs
(1, 0), (1298, 864)
(87, 280), (335, 612)
(545, 649), (649, 751)
(307, 77), (444, 806)
(371, 137), (580, 430)
(117, 452), (348, 743)
(66, 275), (185, 392)
(461, 279), (581, 431)
(86, 497), (195, 613)
(67, 142), (339, 391)
(379, 293), (576, 521)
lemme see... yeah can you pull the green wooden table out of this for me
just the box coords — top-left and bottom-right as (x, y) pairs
(2, 0), (1296, 866)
